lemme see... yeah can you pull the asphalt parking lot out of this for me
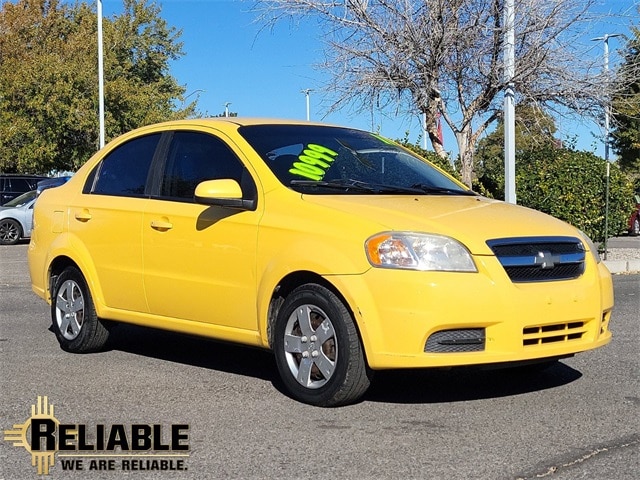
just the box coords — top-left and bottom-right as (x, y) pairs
(1, 244), (638, 480)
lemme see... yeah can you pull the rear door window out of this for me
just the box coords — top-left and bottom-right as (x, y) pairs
(88, 133), (161, 197)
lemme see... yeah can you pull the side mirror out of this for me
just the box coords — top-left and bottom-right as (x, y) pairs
(194, 179), (256, 210)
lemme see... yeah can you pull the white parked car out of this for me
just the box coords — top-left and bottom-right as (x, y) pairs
(0, 190), (36, 245)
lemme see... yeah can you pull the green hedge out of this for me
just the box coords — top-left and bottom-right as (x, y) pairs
(516, 149), (634, 243)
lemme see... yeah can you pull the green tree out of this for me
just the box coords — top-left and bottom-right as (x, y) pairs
(516, 148), (634, 243)
(475, 104), (558, 199)
(0, 0), (193, 174)
(611, 18), (640, 179)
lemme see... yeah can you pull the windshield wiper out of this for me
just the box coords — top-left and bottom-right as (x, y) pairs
(410, 183), (476, 196)
(290, 179), (379, 192)
(291, 179), (423, 194)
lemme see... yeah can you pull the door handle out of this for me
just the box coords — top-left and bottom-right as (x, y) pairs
(74, 209), (92, 222)
(150, 219), (173, 231)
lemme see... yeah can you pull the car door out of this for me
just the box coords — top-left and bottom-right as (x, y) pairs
(142, 129), (262, 331)
(69, 133), (161, 312)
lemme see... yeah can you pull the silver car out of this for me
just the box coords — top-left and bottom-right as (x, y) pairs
(0, 190), (36, 245)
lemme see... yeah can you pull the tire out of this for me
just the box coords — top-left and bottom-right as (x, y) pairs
(51, 266), (110, 353)
(274, 283), (372, 407)
(631, 218), (640, 236)
(0, 218), (22, 245)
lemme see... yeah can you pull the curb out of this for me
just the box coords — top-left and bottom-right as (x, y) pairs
(604, 259), (640, 275)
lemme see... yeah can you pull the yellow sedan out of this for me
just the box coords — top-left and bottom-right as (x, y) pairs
(28, 119), (613, 406)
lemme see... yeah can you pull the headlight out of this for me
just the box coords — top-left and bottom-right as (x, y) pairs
(577, 230), (602, 264)
(366, 232), (477, 272)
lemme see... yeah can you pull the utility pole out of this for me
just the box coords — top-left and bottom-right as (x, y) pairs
(422, 113), (427, 150)
(97, 0), (105, 149)
(591, 33), (622, 260)
(503, 0), (516, 204)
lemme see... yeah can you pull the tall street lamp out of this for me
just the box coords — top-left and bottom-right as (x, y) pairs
(503, 0), (516, 204)
(97, 0), (105, 149)
(301, 89), (313, 121)
(591, 33), (622, 260)
(224, 102), (232, 117)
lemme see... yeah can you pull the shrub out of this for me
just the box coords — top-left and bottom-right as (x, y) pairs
(516, 148), (634, 243)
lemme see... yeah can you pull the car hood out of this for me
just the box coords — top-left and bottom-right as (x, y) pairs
(301, 194), (583, 255)
(0, 206), (22, 213)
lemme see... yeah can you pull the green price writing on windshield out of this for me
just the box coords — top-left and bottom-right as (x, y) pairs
(289, 144), (339, 180)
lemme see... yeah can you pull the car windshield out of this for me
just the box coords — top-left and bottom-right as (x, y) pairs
(4, 190), (36, 207)
(238, 125), (472, 195)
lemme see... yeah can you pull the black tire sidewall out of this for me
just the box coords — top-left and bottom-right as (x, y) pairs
(274, 284), (362, 407)
(51, 267), (107, 353)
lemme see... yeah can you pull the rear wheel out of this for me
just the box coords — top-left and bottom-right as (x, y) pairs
(274, 284), (372, 407)
(631, 218), (639, 236)
(51, 267), (110, 353)
(0, 219), (22, 245)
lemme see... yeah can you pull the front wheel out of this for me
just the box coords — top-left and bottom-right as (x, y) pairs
(273, 284), (372, 407)
(51, 267), (110, 353)
(631, 218), (640, 236)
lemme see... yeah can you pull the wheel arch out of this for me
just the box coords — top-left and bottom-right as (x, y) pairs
(43, 236), (107, 314)
(264, 271), (370, 365)
(48, 255), (81, 299)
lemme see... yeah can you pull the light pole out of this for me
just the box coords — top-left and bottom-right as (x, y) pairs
(591, 33), (622, 260)
(97, 0), (105, 149)
(301, 89), (313, 121)
(224, 102), (232, 117)
(422, 112), (427, 150)
(503, 0), (516, 204)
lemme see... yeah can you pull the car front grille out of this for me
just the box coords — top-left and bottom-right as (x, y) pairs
(487, 236), (586, 283)
(522, 321), (586, 346)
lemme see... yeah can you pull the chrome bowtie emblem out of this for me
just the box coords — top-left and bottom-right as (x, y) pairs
(534, 250), (558, 269)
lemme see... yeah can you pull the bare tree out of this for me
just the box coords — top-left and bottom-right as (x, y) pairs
(254, 0), (620, 186)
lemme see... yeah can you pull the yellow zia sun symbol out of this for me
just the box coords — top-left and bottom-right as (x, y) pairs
(4, 396), (61, 475)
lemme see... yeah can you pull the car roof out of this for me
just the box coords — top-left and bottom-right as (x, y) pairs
(166, 117), (335, 127)
(122, 118), (343, 138)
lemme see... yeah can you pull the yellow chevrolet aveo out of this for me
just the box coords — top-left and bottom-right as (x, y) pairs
(29, 119), (613, 406)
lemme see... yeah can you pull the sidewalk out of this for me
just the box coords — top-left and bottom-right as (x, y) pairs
(601, 236), (640, 275)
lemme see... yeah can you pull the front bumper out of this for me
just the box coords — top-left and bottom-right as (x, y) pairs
(329, 255), (613, 369)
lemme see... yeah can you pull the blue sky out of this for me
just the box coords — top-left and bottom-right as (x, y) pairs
(100, 0), (637, 157)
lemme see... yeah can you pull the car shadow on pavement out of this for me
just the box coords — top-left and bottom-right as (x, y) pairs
(78, 324), (582, 405)
(363, 362), (582, 404)
(102, 323), (278, 382)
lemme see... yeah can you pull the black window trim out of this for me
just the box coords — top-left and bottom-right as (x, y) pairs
(83, 132), (165, 197)
(148, 129), (259, 210)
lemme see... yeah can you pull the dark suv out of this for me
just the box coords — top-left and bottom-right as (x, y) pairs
(0, 174), (48, 205)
